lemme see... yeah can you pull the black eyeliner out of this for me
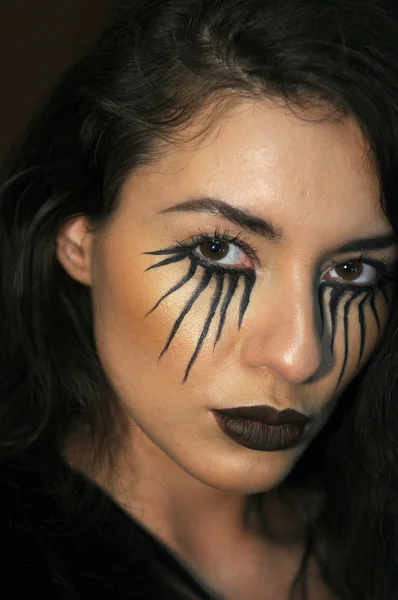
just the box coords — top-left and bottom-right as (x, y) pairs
(183, 272), (225, 382)
(159, 269), (212, 360)
(146, 260), (198, 317)
(145, 234), (396, 384)
(337, 295), (355, 387)
(380, 285), (390, 306)
(320, 272), (395, 386)
(144, 230), (257, 381)
(214, 273), (240, 348)
(357, 294), (367, 367)
(328, 286), (341, 353)
(369, 294), (381, 334)
(239, 270), (256, 328)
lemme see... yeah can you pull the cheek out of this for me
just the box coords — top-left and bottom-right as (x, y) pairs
(90, 241), (236, 400)
(90, 257), (183, 388)
(89, 256), (198, 449)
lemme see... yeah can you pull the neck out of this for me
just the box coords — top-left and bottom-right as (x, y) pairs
(65, 422), (309, 577)
(106, 434), (253, 556)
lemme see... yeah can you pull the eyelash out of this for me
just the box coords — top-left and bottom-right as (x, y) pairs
(325, 253), (397, 292)
(177, 227), (259, 270)
(177, 229), (397, 292)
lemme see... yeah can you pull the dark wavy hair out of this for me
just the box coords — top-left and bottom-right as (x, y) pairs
(1, 1), (398, 598)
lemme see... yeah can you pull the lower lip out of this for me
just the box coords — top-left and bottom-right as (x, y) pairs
(213, 413), (306, 452)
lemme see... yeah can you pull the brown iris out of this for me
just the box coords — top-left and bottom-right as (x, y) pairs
(335, 260), (363, 281)
(199, 240), (229, 260)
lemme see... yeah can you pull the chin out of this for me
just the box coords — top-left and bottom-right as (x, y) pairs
(184, 448), (301, 495)
(204, 471), (293, 495)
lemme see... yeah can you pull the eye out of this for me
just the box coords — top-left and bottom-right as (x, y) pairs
(324, 259), (378, 285)
(194, 239), (253, 268)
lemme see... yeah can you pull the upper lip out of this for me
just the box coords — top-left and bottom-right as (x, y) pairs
(213, 405), (311, 426)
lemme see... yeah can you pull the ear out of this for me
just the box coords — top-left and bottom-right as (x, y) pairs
(56, 216), (94, 286)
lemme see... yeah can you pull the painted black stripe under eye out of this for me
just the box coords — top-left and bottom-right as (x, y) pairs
(144, 243), (256, 382)
(319, 277), (393, 387)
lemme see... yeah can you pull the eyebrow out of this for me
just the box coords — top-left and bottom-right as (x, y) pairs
(334, 234), (397, 254)
(160, 197), (282, 240)
(160, 196), (397, 254)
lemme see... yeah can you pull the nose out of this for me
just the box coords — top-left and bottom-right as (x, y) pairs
(240, 277), (323, 385)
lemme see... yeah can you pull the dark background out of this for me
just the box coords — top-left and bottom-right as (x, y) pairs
(0, 0), (117, 161)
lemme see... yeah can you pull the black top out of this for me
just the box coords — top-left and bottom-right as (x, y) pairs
(0, 443), (215, 600)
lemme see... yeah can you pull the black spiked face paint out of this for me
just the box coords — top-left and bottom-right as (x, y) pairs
(144, 243), (256, 382)
(145, 239), (395, 385)
(319, 278), (393, 387)
(214, 273), (240, 349)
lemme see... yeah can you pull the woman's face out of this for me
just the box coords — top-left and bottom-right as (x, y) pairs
(59, 100), (396, 494)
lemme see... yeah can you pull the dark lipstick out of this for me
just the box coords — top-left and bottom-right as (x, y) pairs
(213, 405), (311, 452)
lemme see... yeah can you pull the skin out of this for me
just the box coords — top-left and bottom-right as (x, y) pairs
(57, 99), (396, 599)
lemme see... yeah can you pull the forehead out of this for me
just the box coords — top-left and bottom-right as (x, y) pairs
(121, 99), (386, 243)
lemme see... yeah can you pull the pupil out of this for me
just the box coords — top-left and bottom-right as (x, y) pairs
(210, 241), (222, 254)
